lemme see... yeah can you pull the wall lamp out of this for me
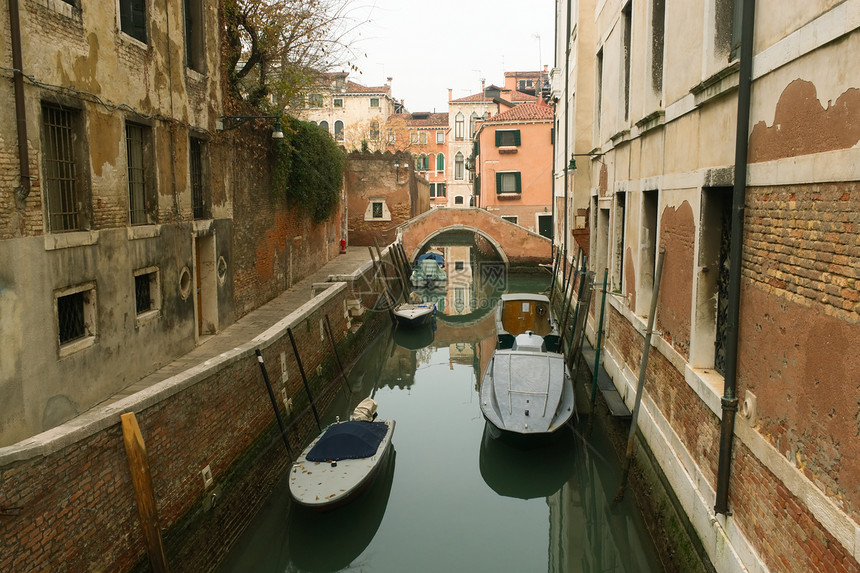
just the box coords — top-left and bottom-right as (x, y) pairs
(567, 151), (604, 171)
(217, 115), (284, 139)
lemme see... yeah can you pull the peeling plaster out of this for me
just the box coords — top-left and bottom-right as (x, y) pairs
(749, 79), (860, 163)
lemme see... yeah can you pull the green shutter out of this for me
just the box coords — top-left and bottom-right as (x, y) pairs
(496, 173), (502, 194)
(515, 172), (522, 193)
(550, 127), (555, 144)
(513, 130), (521, 146)
(494, 131), (501, 146)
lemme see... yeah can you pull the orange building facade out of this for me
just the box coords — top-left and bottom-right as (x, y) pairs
(474, 102), (554, 238)
(385, 112), (449, 208)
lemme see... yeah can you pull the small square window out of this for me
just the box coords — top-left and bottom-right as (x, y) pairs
(308, 94), (324, 107)
(56, 283), (97, 353)
(496, 130), (520, 147)
(134, 267), (161, 318)
(372, 202), (383, 218)
(454, 196), (464, 205)
(502, 215), (518, 224)
(454, 261), (465, 271)
(370, 98), (380, 108)
(365, 198), (390, 221)
(334, 98), (344, 108)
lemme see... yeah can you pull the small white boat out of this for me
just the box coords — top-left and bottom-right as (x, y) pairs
(495, 293), (560, 352)
(289, 399), (395, 510)
(480, 330), (575, 441)
(392, 302), (436, 328)
(410, 258), (447, 290)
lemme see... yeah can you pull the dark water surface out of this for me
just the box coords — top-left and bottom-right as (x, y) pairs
(218, 269), (663, 572)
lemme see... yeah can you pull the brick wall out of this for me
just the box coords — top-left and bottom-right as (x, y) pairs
(605, 304), (860, 572)
(0, 272), (389, 572)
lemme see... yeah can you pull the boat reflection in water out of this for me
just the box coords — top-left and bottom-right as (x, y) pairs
(286, 446), (397, 572)
(393, 321), (436, 351)
(479, 423), (576, 500)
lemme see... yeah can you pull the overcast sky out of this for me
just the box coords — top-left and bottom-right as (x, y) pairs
(345, 0), (555, 113)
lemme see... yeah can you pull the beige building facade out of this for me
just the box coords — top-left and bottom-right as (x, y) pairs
(554, 0), (860, 571)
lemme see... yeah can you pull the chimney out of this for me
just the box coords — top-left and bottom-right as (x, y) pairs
(386, 77), (392, 86)
(448, 88), (453, 102)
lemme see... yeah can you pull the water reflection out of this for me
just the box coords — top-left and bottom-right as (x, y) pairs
(287, 448), (397, 572)
(218, 257), (663, 572)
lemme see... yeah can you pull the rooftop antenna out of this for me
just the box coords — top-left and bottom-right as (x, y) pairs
(533, 33), (542, 69)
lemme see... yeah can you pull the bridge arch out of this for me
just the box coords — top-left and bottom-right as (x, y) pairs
(398, 208), (551, 265)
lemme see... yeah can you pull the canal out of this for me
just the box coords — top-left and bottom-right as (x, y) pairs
(218, 243), (663, 572)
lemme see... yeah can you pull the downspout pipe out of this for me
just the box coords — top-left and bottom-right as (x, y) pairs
(562, 0), (572, 278)
(714, 0), (756, 517)
(9, 0), (31, 202)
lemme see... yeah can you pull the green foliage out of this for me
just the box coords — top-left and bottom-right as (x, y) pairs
(273, 116), (345, 223)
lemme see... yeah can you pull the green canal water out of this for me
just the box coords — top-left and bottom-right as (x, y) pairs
(218, 265), (663, 572)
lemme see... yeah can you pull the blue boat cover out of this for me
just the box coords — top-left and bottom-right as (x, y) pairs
(306, 421), (389, 462)
(418, 252), (444, 266)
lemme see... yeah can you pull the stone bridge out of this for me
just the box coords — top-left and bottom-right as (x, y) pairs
(398, 208), (551, 264)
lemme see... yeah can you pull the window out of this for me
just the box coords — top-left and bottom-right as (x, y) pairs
(365, 198), (390, 221)
(416, 154), (429, 171)
(455, 112), (464, 141)
(308, 93), (324, 107)
(436, 153), (445, 171)
(319, 120), (329, 133)
(454, 152), (465, 180)
(496, 172), (521, 194)
(411, 131), (419, 144)
(189, 137), (208, 219)
(612, 192), (627, 291)
(651, 0), (665, 94)
(454, 196), (464, 205)
(454, 261), (465, 271)
(42, 104), (86, 232)
(419, 131), (427, 144)
(715, 0), (743, 62)
(134, 267), (161, 317)
(387, 129), (395, 145)
(126, 122), (156, 225)
(370, 98), (380, 107)
(518, 79), (534, 90)
(495, 130), (521, 147)
(120, 0), (147, 43)
(333, 98), (344, 108)
(436, 130), (444, 144)
(335, 120), (344, 141)
(622, 2), (632, 121)
(370, 121), (379, 140)
(596, 48), (604, 137)
(502, 215), (518, 224)
(184, 0), (204, 72)
(470, 112), (479, 139)
(430, 183), (447, 198)
(56, 283), (96, 351)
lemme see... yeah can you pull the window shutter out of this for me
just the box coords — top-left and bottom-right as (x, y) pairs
(513, 130), (521, 146)
(494, 131), (500, 146)
(550, 127), (554, 144)
(496, 173), (502, 194)
(132, 0), (146, 42)
(515, 172), (522, 193)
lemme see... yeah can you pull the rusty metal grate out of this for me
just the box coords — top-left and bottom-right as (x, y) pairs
(714, 200), (731, 375)
(43, 105), (79, 232)
(190, 138), (205, 219)
(135, 273), (152, 314)
(126, 123), (148, 225)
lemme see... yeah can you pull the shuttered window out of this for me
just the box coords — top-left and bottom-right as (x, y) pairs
(120, 0), (147, 43)
(495, 130), (521, 147)
(496, 172), (521, 194)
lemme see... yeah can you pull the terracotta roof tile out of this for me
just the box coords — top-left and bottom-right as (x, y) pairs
(483, 102), (554, 123)
(405, 112), (449, 127)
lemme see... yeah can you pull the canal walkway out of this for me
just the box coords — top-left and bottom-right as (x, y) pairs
(99, 249), (374, 408)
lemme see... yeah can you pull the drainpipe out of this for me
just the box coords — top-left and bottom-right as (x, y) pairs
(561, 0), (572, 278)
(9, 0), (31, 202)
(714, 0), (756, 517)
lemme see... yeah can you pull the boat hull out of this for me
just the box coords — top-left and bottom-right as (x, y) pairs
(289, 419), (396, 510)
(393, 303), (436, 328)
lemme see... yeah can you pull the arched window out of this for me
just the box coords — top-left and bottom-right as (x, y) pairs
(455, 112), (464, 141)
(454, 152), (464, 180)
(470, 112), (479, 139)
(436, 153), (445, 171)
(334, 120), (344, 141)
(454, 196), (464, 205)
(319, 120), (329, 133)
(418, 154), (429, 171)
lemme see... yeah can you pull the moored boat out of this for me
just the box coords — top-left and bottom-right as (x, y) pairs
(289, 399), (395, 510)
(495, 292), (560, 352)
(392, 301), (436, 328)
(410, 258), (447, 290)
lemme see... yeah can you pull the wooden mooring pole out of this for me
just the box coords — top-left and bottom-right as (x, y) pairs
(586, 269), (609, 438)
(324, 314), (352, 394)
(287, 327), (322, 431)
(615, 248), (666, 502)
(255, 349), (294, 457)
(121, 412), (168, 573)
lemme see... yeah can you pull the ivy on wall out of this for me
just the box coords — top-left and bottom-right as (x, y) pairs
(273, 116), (346, 223)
